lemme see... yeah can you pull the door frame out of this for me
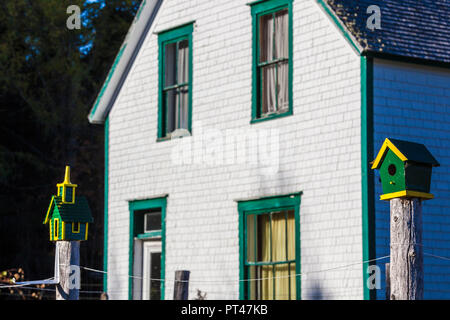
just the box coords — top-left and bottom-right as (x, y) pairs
(142, 240), (162, 300)
(129, 197), (167, 300)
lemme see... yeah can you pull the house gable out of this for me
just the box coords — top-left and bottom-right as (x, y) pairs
(88, 0), (163, 124)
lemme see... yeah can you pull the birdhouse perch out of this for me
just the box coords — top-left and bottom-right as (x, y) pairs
(371, 138), (440, 200)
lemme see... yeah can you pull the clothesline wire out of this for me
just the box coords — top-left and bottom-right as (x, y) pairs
(0, 255), (389, 290)
(1, 250), (449, 292)
(80, 255), (392, 283)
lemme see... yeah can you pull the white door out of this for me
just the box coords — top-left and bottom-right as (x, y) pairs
(142, 241), (162, 300)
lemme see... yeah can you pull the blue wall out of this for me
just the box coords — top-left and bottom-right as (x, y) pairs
(373, 59), (450, 299)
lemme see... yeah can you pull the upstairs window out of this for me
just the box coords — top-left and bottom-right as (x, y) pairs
(158, 23), (193, 139)
(251, 0), (293, 123)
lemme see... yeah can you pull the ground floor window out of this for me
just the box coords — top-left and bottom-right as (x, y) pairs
(238, 193), (301, 300)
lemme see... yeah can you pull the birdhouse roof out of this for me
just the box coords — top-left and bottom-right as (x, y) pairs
(372, 138), (440, 169)
(43, 195), (93, 224)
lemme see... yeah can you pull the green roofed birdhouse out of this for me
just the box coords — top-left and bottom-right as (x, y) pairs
(371, 138), (440, 201)
(43, 166), (93, 241)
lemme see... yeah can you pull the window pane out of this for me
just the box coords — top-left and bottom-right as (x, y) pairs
(259, 13), (274, 63)
(144, 209), (162, 232)
(277, 61), (289, 112)
(164, 42), (177, 87)
(274, 264), (290, 299)
(165, 89), (177, 134)
(259, 214), (271, 262)
(178, 40), (189, 84)
(246, 215), (256, 263)
(271, 211), (287, 262)
(274, 263), (296, 300)
(286, 210), (295, 260)
(150, 252), (161, 300)
(274, 9), (289, 60)
(176, 86), (189, 130)
(261, 65), (276, 114)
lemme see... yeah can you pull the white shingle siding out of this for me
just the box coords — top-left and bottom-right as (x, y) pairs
(106, 0), (363, 300)
(373, 59), (450, 299)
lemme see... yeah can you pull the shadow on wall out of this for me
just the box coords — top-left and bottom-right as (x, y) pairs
(304, 281), (325, 300)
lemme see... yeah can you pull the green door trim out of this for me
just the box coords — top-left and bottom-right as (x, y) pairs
(128, 197), (167, 300)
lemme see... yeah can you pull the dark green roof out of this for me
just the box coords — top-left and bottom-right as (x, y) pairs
(48, 195), (93, 223)
(389, 138), (440, 167)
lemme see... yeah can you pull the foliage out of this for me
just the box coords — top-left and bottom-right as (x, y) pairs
(0, 268), (48, 300)
(0, 0), (142, 293)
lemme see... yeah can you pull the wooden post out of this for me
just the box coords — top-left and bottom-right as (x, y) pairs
(385, 263), (390, 300)
(173, 270), (190, 300)
(389, 198), (423, 300)
(56, 241), (80, 300)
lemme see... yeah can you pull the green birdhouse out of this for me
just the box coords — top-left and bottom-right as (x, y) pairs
(43, 166), (93, 241)
(371, 138), (440, 201)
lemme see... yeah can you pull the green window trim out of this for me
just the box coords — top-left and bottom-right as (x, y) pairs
(238, 192), (301, 300)
(157, 23), (194, 139)
(250, 0), (294, 123)
(128, 197), (167, 300)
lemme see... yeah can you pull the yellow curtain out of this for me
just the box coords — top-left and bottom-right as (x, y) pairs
(247, 214), (256, 300)
(260, 211), (296, 300)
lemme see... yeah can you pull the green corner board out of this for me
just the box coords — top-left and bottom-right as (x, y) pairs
(103, 117), (109, 292)
(361, 56), (375, 300)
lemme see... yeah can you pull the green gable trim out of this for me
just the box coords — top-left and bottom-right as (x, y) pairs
(250, 0), (294, 124)
(237, 192), (301, 300)
(103, 117), (109, 293)
(361, 56), (375, 300)
(128, 197), (167, 300)
(89, 44), (127, 120)
(134, 0), (147, 23)
(316, 0), (361, 55)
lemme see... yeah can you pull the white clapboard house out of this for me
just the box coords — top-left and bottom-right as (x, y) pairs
(88, 0), (450, 300)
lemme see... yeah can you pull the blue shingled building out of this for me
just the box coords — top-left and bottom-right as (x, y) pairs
(325, 0), (450, 299)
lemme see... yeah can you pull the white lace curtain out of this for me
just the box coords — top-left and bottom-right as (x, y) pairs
(260, 10), (289, 115)
(164, 40), (189, 133)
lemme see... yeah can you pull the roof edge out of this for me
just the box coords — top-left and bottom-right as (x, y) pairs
(315, 0), (364, 56)
(88, 0), (163, 124)
(365, 51), (450, 70)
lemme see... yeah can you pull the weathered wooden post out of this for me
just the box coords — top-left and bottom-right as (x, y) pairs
(56, 241), (80, 300)
(372, 138), (439, 300)
(385, 263), (390, 300)
(43, 166), (93, 300)
(173, 270), (190, 300)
